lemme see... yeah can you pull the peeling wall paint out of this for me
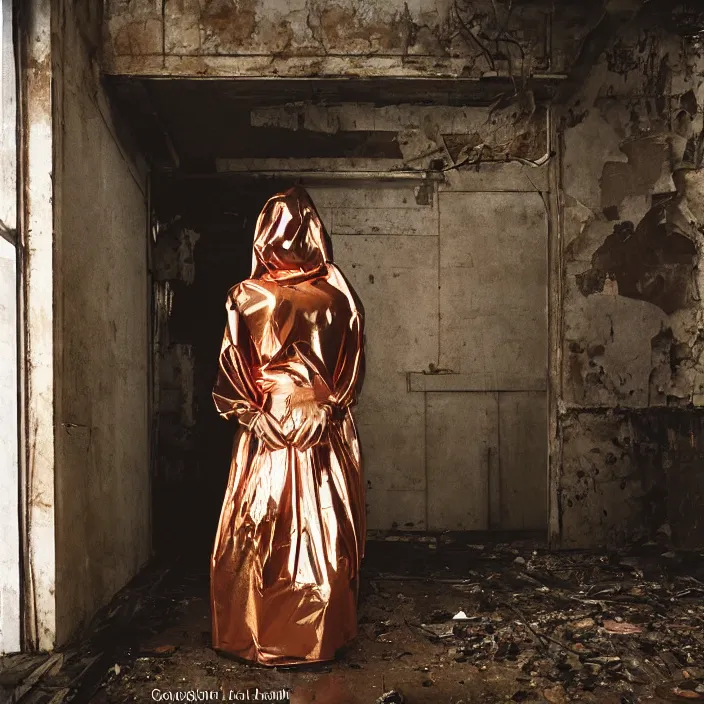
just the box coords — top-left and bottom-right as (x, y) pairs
(102, 0), (593, 78)
(563, 26), (704, 407)
(557, 6), (704, 548)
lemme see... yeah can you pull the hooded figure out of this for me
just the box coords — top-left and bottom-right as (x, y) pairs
(211, 186), (366, 665)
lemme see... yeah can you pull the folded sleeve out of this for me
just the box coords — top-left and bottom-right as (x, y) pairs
(327, 265), (365, 409)
(212, 289), (263, 427)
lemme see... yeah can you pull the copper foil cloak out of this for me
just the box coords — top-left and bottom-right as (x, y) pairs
(210, 186), (365, 666)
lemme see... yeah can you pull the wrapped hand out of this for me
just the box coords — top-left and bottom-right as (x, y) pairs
(251, 411), (288, 451)
(285, 402), (328, 451)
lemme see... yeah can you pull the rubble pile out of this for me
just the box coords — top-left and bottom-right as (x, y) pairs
(363, 535), (704, 702)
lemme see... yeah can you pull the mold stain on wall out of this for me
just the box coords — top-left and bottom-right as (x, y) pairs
(559, 6), (704, 548)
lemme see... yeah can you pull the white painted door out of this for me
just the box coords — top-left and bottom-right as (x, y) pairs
(0, 0), (21, 654)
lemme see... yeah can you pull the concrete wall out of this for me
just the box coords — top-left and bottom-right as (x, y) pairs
(556, 6), (704, 548)
(53, 0), (150, 643)
(101, 0), (594, 79)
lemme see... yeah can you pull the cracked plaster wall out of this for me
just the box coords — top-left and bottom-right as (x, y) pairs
(102, 0), (591, 78)
(558, 8), (704, 548)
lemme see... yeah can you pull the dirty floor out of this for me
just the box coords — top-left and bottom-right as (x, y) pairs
(4, 535), (704, 704)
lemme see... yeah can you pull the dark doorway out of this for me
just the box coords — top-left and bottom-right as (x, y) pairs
(150, 176), (293, 559)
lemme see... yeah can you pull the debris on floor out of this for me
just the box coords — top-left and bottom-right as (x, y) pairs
(3, 536), (704, 703)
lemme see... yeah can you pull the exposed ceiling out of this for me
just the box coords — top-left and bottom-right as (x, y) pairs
(106, 76), (564, 173)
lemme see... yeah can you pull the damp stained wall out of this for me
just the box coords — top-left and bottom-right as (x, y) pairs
(52, 0), (151, 644)
(101, 0), (591, 79)
(557, 7), (704, 549)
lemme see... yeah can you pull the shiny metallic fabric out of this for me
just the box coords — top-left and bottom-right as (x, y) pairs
(211, 186), (365, 666)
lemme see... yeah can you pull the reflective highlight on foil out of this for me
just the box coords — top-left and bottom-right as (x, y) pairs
(210, 186), (366, 666)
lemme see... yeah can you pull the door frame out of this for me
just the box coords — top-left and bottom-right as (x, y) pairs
(16, 0), (58, 652)
(0, 0), (20, 654)
(546, 106), (564, 548)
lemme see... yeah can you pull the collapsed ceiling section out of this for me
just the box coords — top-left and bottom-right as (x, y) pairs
(105, 77), (550, 173)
